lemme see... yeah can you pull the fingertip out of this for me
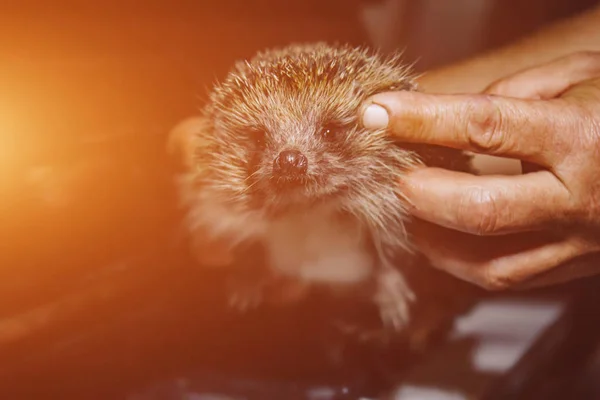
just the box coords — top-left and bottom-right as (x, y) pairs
(400, 168), (473, 229)
(361, 103), (389, 130)
(399, 169), (436, 218)
(398, 173), (420, 205)
(363, 91), (457, 145)
(361, 91), (421, 129)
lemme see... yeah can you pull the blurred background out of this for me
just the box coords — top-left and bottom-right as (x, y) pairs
(2, 0), (600, 399)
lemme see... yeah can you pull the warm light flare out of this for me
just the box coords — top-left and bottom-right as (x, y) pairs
(0, 95), (32, 202)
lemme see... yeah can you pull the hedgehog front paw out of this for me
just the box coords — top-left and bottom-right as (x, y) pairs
(374, 266), (415, 331)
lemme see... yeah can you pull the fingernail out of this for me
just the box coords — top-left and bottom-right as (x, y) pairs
(362, 104), (389, 129)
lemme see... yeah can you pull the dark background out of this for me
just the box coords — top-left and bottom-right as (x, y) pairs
(1, 0), (599, 398)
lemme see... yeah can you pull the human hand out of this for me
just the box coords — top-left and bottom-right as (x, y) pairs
(361, 52), (600, 290)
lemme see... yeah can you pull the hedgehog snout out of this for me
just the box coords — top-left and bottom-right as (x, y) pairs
(273, 149), (308, 177)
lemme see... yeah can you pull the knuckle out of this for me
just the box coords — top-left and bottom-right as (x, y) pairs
(561, 107), (600, 159)
(582, 117), (600, 151)
(464, 96), (506, 153)
(457, 186), (501, 235)
(587, 114), (600, 146)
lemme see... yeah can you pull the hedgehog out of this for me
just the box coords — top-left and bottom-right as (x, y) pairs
(170, 42), (475, 337)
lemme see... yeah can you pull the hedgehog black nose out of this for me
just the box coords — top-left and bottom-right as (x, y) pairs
(274, 150), (308, 176)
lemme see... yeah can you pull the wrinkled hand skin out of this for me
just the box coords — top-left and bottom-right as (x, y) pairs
(362, 51), (600, 291)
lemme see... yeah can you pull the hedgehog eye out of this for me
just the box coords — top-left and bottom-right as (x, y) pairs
(319, 123), (343, 141)
(248, 128), (267, 147)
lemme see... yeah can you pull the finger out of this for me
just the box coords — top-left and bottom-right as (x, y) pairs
(410, 220), (597, 291)
(485, 51), (600, 99)
(517, 249), (600, 289)
(402, 167), (571, 235)
(362, 91), (569, 167)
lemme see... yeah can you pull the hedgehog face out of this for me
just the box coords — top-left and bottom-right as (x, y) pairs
(242, 103), (360, 213)
(201, 43), (421, 218)
(211, 93), (362, 214)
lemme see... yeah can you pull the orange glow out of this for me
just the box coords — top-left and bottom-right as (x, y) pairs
(3, 4), (593, 390)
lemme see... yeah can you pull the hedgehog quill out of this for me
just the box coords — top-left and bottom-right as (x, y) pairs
(172, 43), (474, 336)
